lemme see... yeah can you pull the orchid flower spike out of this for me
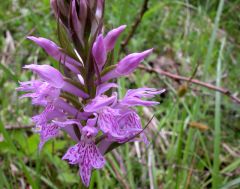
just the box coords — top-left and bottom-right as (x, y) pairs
(17, 0), (165, 187)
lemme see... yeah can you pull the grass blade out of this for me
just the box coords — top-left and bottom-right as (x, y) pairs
(204, 0), (225, 73)
(0, 63), (18, 83)
(212, 38), (225, 189)
(220, 178), (240, 189)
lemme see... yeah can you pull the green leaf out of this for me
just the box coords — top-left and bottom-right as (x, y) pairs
(57, 172), (79, 184)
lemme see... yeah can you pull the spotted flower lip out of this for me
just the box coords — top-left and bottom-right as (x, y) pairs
(18, 0), (165, 187)
(62, 124), (105, 187)
(63, 141), (105, 186)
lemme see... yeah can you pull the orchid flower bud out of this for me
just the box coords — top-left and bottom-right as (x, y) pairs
(96, 0), (104, 20)
(92, 34), (107, 71)
(50, 0), (70, 26)
(116, 49), (153, 75)
(27, 36), (81, 73)
(71, 0), (83, 45)
(90, 0), (104, 36)
(70, 0), (89, 47)
(104, 25), (126, 52)
(101, 48), (153, 82)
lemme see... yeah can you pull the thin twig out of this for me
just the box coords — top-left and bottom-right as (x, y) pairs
(106, 156), (130, 189)
(112, 150), (127, 175)
(139, 65), (240, 104)
(120, 0), (150, 52)
(5, 125), (34, 130)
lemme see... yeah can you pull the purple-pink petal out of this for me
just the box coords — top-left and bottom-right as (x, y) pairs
(84, 93), (117, 113)
(62, 143), (83, 164)
(62, 125), (81, 142)
(82, 126), (98, 139)
(63, 141), (105, 187)
(33, 105), (64, 126)
(117, 110), (149, 144)
(24, 64), (64, 88)
(71, 0), (84, 46)
(98, 108), (148, 144)
(27, 36), (81, 73)
(27, 36), (80, 66)
(53, 119), (82, 142)
(86, 115), (98, 127)
(88, 143), (105, 169)
(104, 25), (126, 52)
(120, 98), (160, 107)
(62, 82), (89, 99)
(39, 123), (60, 150)
(125, 88), (166, 98)
(120, 88), (165, 107)
(79, 141), (105, 186)
(101, 49), (153, 82)
(79, 160), (92, 187)
(96, 83), (118, 96)
(17, 80), (42, 91)
(116, 48), (153, 75)
(92, 34), (107, 71)
(53, 120), (82, 128)
(97, 107), (120, 135)
(100, 69), (120, 83)
(18, 80), (60, 106)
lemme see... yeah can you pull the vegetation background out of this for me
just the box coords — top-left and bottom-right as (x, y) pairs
(0, 0), (239, 188)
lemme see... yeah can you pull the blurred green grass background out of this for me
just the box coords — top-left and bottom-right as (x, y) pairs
(0, 0), (240, 188)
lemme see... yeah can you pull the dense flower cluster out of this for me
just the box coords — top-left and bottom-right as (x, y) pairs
(17, 0), (164, 187)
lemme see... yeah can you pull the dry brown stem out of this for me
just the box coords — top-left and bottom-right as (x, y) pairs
(121, 0), (150, 52)
(139, 65), (240, 104)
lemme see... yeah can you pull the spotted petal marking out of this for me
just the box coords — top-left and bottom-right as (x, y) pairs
(63, 141), (105, 187)
(62, 142), (86, 164)
(87, 142), (106, 169)
(118, 110), (149, 144)
(79, 141), (105, 186)
(98, 107), (119, 134)
(98, 107), (147, 143)
(79, 156), (92, 187)
(39, 123), (60, 150)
